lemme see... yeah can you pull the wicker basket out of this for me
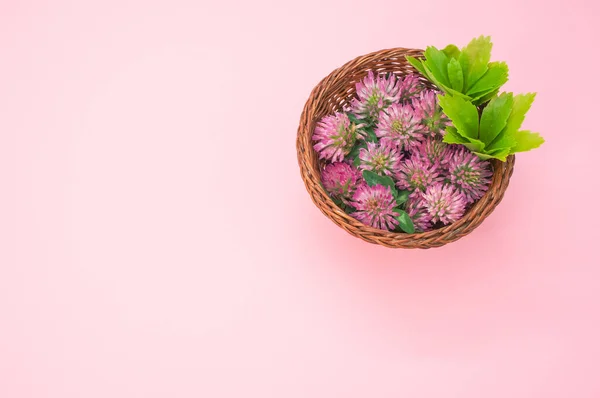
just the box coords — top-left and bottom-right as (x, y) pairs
(296, 48), (516, 249)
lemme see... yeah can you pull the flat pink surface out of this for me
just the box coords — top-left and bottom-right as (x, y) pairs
(1, 0), (599, 397)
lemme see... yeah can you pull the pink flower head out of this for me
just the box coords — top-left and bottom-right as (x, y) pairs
(313, 112), (363, 162)
(351, 184), (399, 231)
(413, 137), (452, 167)
(421, 183), (467, 225)
(358, 142), (403, 177)
(447, 146), (493, 204)
(397, 74), (423, 102)
(321, 162), (364, 203)
(412, 90), (450, 137)
(395, 156), (442, 192)
(350, 71), (401, 121)
(405, 195), (433, 232)
(376, 103), (424, 151)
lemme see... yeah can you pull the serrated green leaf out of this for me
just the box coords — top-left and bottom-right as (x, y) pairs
(395, 209), (415, 234)
(469, 87), (500, 101)
(510, 130), (544, 153)
(463, 137), (486, 152)
(466, 61), (509, 96)
(420, 62), (451, 92)
(473, 147), (511, 161)
(447, 58), (464, 91)
(479, 92), (514, 144)
(395, 190), (410, 206)
(442, 44), (460, 59)
(487, 146), (512, 160)
(459, 35), (493, 91)
(438, 94), (479, 139)
(488, 131), (517, 151)
(444, 126), (485, 152)
(362, 170), (395, 189)
(472, 89), (499, 106)
(423, 46), (451, 87)
(472, 152), (494, 160)
(419, 63), (471, 100)
(444, 87), (473, 100)
(442, 126), (469, 144)
(406, 56), (428, 77)
(503, 93), (536, 137)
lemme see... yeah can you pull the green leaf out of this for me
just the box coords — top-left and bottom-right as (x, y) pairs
(488, 131), (517, 151)
(347, 141), (365, 158)
(395, 209), (415, 234)
(395, 190), (410, 206)
(406, 56), (428, 76)
(459, 35), (493, 91)
(444, 127), (485, 152)
(463, 136), (486, 152)
(487, 146), (512, 161)
(472, 89), (499, 106)
(447, 58), (464, 91)
(362, 170), (395, 189)
(347, 142), (366, 166)
(411, 37), (508, 103)
(417, 63), (472, 100)
(473, 147), (511, 161)
(420, 62), (451, 92)
(347, 112), (367, 126)
(348, 111), (377, 141)
(466, 61), (509, 96)
(362, 126), (378, 142)
(438, 94), (479, 139)
(510, 130), (545, 153)
(423, 46), (451, 87)
(442, 126), (469, 144)
(442, 44), (460, 59)
(438, 85), (472, 100)
(342, 203), (356, 213)
(472, 152), (494, 160)
(479, 92), (514, 144)
(503, 93), (536, 136)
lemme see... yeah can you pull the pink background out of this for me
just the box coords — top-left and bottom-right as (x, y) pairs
(1, 0), (599, 396)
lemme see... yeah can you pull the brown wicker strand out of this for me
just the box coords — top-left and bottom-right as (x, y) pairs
(297, 48), (515, 249)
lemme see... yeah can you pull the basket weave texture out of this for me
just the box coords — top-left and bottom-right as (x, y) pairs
(297, 48), (515, 248)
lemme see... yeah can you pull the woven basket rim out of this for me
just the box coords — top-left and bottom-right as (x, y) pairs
(296, 47), (515, 248)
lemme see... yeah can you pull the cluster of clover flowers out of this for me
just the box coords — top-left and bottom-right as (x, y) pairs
(312, 71), (493, 233)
